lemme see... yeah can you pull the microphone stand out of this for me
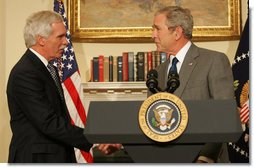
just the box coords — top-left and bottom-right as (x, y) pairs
(146, 70), (180, 94)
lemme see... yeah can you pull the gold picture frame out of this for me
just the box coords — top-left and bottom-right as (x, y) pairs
(67, 0), (241, 43)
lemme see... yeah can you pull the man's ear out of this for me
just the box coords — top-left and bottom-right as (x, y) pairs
(37, 35), (45, 46)
(174, 26), (183, 40)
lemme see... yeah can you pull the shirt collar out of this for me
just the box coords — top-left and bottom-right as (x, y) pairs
(29, 48), (48, 67)
(171, 41), (191, 63)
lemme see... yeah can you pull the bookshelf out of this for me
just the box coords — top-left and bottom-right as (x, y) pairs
(89, 51), (167, 83)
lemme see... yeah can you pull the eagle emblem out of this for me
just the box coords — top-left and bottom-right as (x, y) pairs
(152, 105), (176, 131)
(139, 92), (188, 142)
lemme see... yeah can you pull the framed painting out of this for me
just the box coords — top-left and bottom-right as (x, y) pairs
(67, 0), (241, 42)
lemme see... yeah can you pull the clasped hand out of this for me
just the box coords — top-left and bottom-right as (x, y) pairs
(97, 144), (122, 155)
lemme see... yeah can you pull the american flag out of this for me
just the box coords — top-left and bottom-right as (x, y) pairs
(53, 0), (93, 163)
(231, 16), (249, 126)
(228, 15), (249, 163)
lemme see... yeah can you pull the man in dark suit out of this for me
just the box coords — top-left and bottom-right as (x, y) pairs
(6, 10), (120, 163)
(151, 6), (234, 163)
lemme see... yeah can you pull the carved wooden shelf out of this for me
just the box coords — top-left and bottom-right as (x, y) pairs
(82, 82), (147, 112)
(82, 82), (147, 95)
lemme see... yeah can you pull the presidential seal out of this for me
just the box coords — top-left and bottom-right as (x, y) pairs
(138, 92), (188, 142)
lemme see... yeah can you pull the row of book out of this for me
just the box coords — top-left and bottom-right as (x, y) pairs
(90, 51), (169, 82)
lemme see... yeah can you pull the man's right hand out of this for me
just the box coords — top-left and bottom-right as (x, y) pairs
(97, 144), (122, 155)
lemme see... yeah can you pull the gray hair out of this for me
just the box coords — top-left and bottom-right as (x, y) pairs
(24, 10), (64, 48)
(155, 6), (194, 40)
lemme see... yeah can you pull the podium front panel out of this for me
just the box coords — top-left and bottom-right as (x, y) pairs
(84, 99), (242, 144)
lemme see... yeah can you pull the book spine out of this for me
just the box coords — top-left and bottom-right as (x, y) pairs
(90, 59), (94, 82)
(144, 52), (148, 81)
(128, 52), (134, 81)
(117, 56), (123, 82)
(136, 52), (145, 81)
(103, 56), (109, 82)
(152, 51), (156, 69)
(93, 57), (99, 82)
(122, 52), (129, 81)
(109, 55), (113, 82)
(113, 56), (118, 82)
(98, 55), (104, 82)
(147, 51), (153, 72)
(133, 53), (137, 81)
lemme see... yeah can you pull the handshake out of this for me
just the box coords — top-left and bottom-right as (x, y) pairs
(97, 144), (122, 155)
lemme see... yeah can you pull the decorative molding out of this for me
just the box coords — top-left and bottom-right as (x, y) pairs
(82, 82), (147, 95)
(82, 82), (147, 112)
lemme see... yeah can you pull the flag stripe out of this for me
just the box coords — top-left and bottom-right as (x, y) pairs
(239, 101), (249, 123)
(74, 149), (86, 163)
(240, 110), (248, 118)
(62, 84), (84, 126)
(241, 113), (249, 123)
(240, 112), (248, 119)
(63, 76), (87, 125)
(81, 150), (94, 163)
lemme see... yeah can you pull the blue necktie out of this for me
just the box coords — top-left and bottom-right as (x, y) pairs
(169, 57), (179, 74)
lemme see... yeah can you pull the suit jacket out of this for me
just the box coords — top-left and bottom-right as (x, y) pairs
(153, 43), (234, 162)
(7, 49), (92, 163)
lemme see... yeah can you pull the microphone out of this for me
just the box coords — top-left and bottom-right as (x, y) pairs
(166, 71), (180, 93)
(146, 69), (161, 94)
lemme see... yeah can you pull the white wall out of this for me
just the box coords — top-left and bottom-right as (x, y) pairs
(0, 0), (248, 162)
(1, 0), (53, 163)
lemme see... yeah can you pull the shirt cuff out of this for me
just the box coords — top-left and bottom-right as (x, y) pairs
(197, 156), (215, 163)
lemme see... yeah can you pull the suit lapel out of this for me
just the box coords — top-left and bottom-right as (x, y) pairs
(26, 49), (51, 78)
(26, 49), (62, 97)
(157, 59), (170, 90)
(163, 59), (171, 89)
(174, 44), (199, 98)
(26, 49), (71, 122)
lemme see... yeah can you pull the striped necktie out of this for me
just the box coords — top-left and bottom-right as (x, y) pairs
(47, 63), (64, 100)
